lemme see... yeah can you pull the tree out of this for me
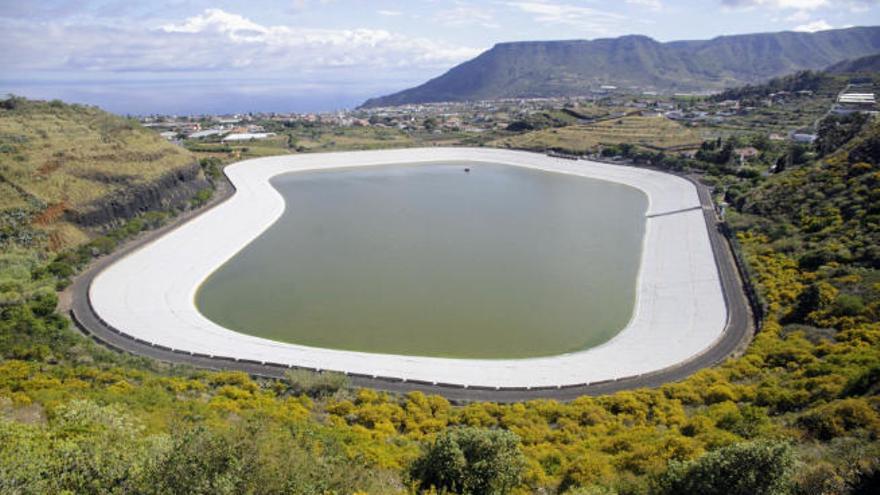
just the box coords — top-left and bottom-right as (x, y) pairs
(655, 440), (794, 495)
(815, 113), (868, 157)
(849, 133), (880, 166)
(410, 427), (525, 495)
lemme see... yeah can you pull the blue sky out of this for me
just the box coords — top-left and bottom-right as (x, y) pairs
(2, 0), (879, 114)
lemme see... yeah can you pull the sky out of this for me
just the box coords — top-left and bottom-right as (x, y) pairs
(1, 0), (879, 114)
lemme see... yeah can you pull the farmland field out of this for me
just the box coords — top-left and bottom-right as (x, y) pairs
(491, 115), (705, 154)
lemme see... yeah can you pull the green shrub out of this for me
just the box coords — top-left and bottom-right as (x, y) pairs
(655, 440), (794, 495)
(797, 398), (880, 440)
(834, 294), (866, 317)
(410, 427), (525, 495)
(284, 369), (349, 398)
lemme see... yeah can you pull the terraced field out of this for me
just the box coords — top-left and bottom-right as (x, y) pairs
(491, 115), (705, 154)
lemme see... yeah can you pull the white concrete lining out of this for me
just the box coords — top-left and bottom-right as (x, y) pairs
(89, 148), (727, 387)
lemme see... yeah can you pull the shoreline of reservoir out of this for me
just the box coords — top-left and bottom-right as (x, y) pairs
(86, 148), (728, 388)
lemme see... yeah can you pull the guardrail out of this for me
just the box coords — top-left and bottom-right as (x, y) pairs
(718, 222), (766, 331)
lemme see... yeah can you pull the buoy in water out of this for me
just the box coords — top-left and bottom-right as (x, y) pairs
(464, 168), (470, 173)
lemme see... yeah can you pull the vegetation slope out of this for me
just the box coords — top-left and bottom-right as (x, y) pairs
(1, 92), (879, 494)
(0, 97), (208, 254)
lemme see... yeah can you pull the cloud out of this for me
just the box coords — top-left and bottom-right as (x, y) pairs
(626, 0), (663, 9)
(506, 1), (625, 28)
(289, 0), (336, 11)
(794, 19), (833, 31)
(785, 10), (812, 22)
(378, 10), (403, 16)
(0, 9), (482, 74)
(435, 4), (500, 28)
(721, 0), (829, 9)
(722, 0), (877, 9)
(161, 8), (267, 38)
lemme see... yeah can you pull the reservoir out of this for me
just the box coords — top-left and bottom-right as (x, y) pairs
(195, 162), (648, 359)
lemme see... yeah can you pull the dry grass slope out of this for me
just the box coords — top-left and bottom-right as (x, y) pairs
(0, 98), (197, 252)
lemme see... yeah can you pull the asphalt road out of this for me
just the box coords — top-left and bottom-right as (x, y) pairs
(68, 157), (754, 403)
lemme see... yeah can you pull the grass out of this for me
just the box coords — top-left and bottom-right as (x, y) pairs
(491, 115), (706, 154)
(0, 181), (29, 210)
(0, 99), (199, 253)
(289, 126), (415, 152)
(0, 101), (194, 207)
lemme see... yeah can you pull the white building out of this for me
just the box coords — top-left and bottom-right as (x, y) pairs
(222, 132), (276, 142)
(188, 129), (227, 139)
(838, 93), (876, 105)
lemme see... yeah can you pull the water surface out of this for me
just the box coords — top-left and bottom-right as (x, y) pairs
(196, 162), (647, 358)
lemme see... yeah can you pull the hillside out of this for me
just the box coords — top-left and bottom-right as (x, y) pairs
(0, 93), (879, 493)
(827, 53), (880, 74)
(362, 26), (880, 108)
(736, 117), (880, 270)
(0, 97), (210, 253)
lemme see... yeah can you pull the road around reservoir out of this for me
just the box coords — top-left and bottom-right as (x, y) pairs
(67, 150), (754, 403)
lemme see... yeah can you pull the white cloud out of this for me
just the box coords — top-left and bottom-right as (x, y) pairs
(289, 0), (336, 11)
(435, 4), (500, 28)
(722, 0), (829, 9)
(1, 9), (482, 74)
(378, 10), (403, 16)
(626, 0), (663, 9)
(794, 19), (834, 31)
(723, 0), (878, 9)
(161, 8), (268, 40)
(506, 1), (625, 27)
(785, 10), (811, 22)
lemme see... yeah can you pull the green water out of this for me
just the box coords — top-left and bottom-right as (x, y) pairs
(195, 162), (648, 358)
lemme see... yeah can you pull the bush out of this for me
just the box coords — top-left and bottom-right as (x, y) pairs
(797, 398), (880, 440)
(138, 419), (389, 495)
(190, 188), (213, 207)
(834, 294), (866, 317)
(284, 369), (348, 397)
(410, 427), (525, 494)
(28, 290), (57, 317)
(843, 365), (880, 396)
(654, 440), (794, 495)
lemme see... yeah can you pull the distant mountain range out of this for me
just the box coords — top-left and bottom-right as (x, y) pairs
(361, 26), (880, 108)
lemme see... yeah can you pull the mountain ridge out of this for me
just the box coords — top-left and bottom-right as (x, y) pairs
(361, 26), (880, 108)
